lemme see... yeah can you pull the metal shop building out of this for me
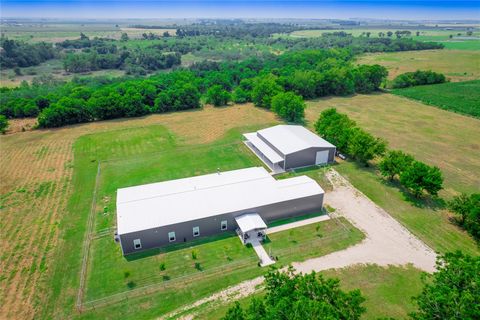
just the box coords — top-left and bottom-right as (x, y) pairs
(116, 167), (324, 255)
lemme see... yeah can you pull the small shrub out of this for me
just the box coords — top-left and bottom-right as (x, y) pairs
(126, 281), (136, 289)
(194, 262), (202, 271)
(123, 271), (130, 278)
(191, 250), (198, 260)
(162, 275), (171, 281)
(159, 262), (166, 271)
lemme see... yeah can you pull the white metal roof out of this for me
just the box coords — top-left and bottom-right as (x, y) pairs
(116, 167), (324, 235)
(235, 213), (267, 233)
(243, 132), (283, 163)
(256, 125), (336, 155)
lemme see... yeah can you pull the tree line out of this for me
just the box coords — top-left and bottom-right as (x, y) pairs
(222, 252), (479, 320)
(315, 108), (444, 197)
(0, 36), (57, 68)
(1, 49), (388, 127)
(391, 70), (447, 89)
(58, 34), (182, 74)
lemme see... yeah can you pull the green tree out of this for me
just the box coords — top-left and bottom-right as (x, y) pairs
(222, 301), (245, 320)
(232, 87), (250, 103)
(206, 85), (231, 107)
(314, 108), (356, 151)
(251, 75), (283, 108)
(223, 267), (366, 319)
(0, 115), (9, 134)
(448, 193), (480, 240)
(379, 150), (414, 180)
(400, 161), (443, 197)
(271, 91), (305, 122)
(348, 128), (387, 165)
(411, 252), (480, 320)
(120, 32), (129, 41)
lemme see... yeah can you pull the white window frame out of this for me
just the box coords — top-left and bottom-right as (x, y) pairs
(221, 220), (228, 231)
(168, 231), (176, 242)
(133, 239), (142, 250)
(193, 226), (200, 237)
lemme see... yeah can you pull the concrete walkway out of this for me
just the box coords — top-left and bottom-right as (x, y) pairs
(267, 215), (331, 234)
(250, 238), (276, 267)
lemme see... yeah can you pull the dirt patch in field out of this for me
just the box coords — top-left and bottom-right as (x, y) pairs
(0, 104), (277, 319)
(4, 118), (37, 134)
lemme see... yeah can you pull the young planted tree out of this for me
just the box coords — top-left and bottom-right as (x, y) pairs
(400, 161), (443, 197)
(411, 252), (480, 320)
(379, 150), (414, 180)
(270, 91), (305, 122)
(348, 128), (387, 166)
(205, 85), (231, 107)
(222, 267), (366, 320)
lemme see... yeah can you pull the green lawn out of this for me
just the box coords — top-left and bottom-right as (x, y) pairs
(45, 123), (363, 319)
(336, 161), (479, 256)
(192, 264), (424, 320)
(392, 80), (480, 118)
(85, 217), (362, 302)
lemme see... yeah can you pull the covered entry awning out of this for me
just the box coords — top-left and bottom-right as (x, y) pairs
(243, 133), (283, 164)
(235, 213), (267, 233)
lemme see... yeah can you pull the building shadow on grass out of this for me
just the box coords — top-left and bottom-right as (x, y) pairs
(124, 231), (237, 262)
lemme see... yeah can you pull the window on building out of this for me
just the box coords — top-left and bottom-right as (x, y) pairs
(168, 231), (176, 242)
(221, 220), (228, 230)
(133, 239), (142, 249)
(193, 226), (200, 237)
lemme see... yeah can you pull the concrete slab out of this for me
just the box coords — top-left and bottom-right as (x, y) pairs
(250, 238), (275, 267)
(266, 214), (330, 234)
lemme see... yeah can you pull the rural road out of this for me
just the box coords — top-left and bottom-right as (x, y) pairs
(161, 169), (437, 319)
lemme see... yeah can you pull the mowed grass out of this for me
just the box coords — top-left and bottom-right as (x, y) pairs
(357, 49), (480, 82)
(0, 105), (278, 319)
(336, 161), (479, 255)
(192, 264), (424, 320)
(392, 80), (480, 118)
(79, 125), (363, 303)
(306, 93), (480, 196)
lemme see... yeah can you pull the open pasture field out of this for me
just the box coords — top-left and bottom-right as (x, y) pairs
(306, 93), (480, 196)
(288, 28), (480, 50)
(392, 80), (480, 118)
(306, 93), (480, 255)
(0, 59), (125, 88)
(1, 99), (479, 319)
(0, 104), (278, 319)
(357, 49), (480, 82)
(0, 23), (120, 42)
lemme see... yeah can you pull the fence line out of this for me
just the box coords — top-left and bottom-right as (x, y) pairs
(76, 162), (102, 310)
(79, 215), (353, 311)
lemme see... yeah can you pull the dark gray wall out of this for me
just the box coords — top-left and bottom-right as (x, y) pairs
(119, 193), (324, 255)
(284, 147), (336, 170)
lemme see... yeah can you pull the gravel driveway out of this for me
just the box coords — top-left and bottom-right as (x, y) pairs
(162, 168), (437, 319)
(293, 169), (436, 274)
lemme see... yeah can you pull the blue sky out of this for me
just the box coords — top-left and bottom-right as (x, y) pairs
(1, 1), (479, 20)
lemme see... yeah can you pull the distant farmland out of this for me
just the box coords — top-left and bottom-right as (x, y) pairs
(392, 80), (480, 118)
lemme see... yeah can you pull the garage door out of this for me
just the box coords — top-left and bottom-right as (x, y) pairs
(315, 150), (329, 165)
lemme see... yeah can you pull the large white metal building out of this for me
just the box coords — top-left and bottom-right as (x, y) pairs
(116, 167), (324, 254)
(243, 125), (336, 172)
